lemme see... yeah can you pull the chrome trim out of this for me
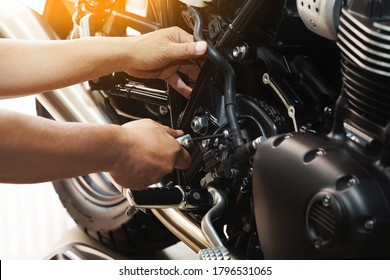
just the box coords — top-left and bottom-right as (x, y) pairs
(151, 208), (211, 252)
(201, 187), (226, 248)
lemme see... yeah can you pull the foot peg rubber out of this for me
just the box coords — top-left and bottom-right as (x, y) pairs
(199, 246), (231, 260)
(123, 184), (210, 209)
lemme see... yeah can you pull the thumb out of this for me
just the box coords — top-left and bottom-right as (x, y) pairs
(161, 126), (184, 138)
(174, 41), (208, 59)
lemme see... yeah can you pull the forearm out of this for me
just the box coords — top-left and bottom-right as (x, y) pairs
(0, 109), (122, 183)
(0, 37), (129, 97)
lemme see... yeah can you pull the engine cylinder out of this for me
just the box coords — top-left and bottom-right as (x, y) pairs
(335, 1), (390, 147)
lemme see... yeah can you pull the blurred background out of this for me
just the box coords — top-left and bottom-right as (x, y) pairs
(0, 0), (196, 260)
(0, 0), (77, 260)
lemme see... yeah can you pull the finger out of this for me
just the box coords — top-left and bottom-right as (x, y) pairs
(177, 63), (202, 84)
(160, 125), (184, 138)
(170, 41), (208, 61)
(166, 73), (193, 98)
(175, 147), (192, 170)
(170, 26), (196, 44)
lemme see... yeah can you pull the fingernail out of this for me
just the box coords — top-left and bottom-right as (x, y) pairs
(195, 41), (207, 54)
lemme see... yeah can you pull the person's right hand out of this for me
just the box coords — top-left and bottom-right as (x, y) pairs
(108, 119), (191, 190)
(121, 27), (207, 98)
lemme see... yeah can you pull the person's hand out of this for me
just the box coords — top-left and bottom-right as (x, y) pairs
(108, 119), (191, 190)
(123, 27), (207, 98)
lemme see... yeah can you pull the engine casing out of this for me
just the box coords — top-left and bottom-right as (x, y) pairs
(252, 132), (390, 259)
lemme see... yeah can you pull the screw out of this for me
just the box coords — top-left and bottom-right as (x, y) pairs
(364, 219), (375, 231)
(232, 45), (248, 60)
(324, 107), (333, 115)
(322, 194), (331, 207)
(262, 73), (270, 84)
(159, 106), (169, 115)
(316, 149), (326, 157)
(347, 177), (358, 188)
(201, 139), (210, 149)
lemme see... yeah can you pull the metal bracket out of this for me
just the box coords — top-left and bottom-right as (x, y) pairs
(262, 73), (298, 132)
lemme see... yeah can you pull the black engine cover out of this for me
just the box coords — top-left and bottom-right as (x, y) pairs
(252, 132), (390, 259)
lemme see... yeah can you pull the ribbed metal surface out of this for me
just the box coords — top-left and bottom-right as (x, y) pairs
(337, 8), (390, 127)
(308, 202), (336, 241)
(337, 9), (390, 77)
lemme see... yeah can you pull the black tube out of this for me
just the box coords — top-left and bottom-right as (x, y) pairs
(189, 6), (244, 147)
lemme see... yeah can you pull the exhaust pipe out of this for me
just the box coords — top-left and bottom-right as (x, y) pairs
(0, 2), (210, 253)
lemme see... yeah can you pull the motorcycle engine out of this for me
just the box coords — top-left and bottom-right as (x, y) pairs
(253, 0), (390, 259)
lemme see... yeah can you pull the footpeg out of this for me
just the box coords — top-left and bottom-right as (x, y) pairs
(123, 184), (210, 209)
(199, 246), (231, 260)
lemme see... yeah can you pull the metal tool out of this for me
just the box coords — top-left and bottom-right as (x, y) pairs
(177, 131), (229, 148)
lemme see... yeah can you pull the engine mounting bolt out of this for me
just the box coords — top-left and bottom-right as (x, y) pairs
(322, 194), (331, 207)
(159, 106), (169, 115)
(364, 219), (375, 231)
(191, 115), (209, 134)
(232, 45), (248, 61)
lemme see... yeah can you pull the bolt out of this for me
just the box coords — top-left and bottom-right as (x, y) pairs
(191, 115), (209, 134)
(347, 177), (359, 188)
(192, 192), (201, 200)
(262, 73), (270, 84)
(324, 107), (333, 115)
(313, 239), (321, 249)
(232, 45), (248, 60)
(182, 138), (192, 149)
(322, 194), (331, 207)
(230, 169), (239, 178)
(364, 219), (375, 231)
(200, 178), (206, 187)
(201, 139), (210, 149)
(159, 106), (169, 115)
(316, 149), (326, 157)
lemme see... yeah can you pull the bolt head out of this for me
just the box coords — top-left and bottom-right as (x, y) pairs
(159, 106), (169, 115)
(364, 220), (375, 231)
(322, 194), (331, 207)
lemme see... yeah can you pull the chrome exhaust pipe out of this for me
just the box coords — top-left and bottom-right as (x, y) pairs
(0, 2), (211, 254)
